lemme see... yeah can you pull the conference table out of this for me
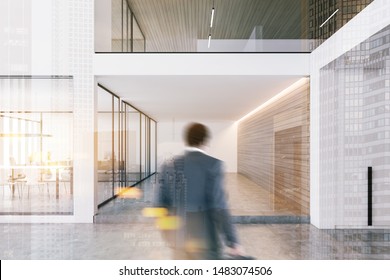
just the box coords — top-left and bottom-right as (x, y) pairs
(3, 165), (73, 199)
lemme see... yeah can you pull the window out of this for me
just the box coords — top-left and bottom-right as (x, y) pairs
(0, 77), (74, 215)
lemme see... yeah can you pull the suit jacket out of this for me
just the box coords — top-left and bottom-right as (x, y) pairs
(157, 150), (238, 259)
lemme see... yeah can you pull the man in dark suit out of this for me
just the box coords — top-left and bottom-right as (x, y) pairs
(157, 123), (243, 259)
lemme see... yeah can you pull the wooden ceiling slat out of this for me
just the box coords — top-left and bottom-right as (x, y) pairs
(126, 0), (306, 52)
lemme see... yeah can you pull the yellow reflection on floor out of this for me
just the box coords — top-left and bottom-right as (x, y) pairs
(156, 216), (181, 230)
(185, 239), (206, 253)
(142, 207), (168, 218)
(118, 187), (143, 199)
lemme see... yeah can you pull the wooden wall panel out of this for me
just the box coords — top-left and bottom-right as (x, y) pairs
(238, 81), (310, 215)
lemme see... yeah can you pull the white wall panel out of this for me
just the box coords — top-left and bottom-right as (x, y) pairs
(94, 53), (310, 76)
(157, 120), (237, 173)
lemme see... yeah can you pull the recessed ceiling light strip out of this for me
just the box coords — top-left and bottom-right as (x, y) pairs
(208, 0), (215, 49)
(210, 7), (215, 27)
(236, 78), (310, 123)
(320, 9), (339, 28)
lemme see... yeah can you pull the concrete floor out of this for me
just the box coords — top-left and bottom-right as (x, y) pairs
(1, 222), (390, 259)
(1, 174), (390, 260)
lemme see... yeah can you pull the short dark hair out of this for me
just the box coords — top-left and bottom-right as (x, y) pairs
(185, 123), (210, 147)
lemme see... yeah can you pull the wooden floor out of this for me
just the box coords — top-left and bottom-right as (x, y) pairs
(225, 173), (304, 216)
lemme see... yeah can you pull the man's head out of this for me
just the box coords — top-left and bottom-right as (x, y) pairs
(184, 123), (210, 147)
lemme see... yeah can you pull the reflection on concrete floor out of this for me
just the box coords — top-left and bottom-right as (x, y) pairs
(1, 223), (389, 259)
(95, 173), (308, 224)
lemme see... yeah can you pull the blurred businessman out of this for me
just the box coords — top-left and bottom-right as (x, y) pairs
(157, 123), (243, 259)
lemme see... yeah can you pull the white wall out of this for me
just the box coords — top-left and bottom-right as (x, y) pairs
(0, 0), (32, 74)
(94, 53), (310, 76)
(0, 0), (73, 76)
(95, 0), (112, 52)
(158, 120), (237, 173)
(310, 0), (390, 229)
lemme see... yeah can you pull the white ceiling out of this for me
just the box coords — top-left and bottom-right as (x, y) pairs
(96, 75), (303, 121)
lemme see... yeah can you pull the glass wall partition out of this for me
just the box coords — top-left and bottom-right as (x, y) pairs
(121, 0), (128, 52)
(0, 77), (74, 215)
(150, 120), (157, 174)
(113, 95), (121, 195)
(97, 86), (114, 204)
(97, 85), (122, 205)
(124, 103), (140, 185)
(97, 84), (157, 207)
(127, 6), (132, 52)
(98, 0), (145, 53)
(319, 24), (390, 226)
(140, 114), (146, 179)
(133, 17), (145, 53)
(111, 0), (122, 52)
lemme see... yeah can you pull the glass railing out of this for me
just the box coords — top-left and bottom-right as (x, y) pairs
(197, 39), (321, 53)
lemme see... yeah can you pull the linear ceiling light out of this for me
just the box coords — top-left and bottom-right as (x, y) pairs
(210, 7), (215, 27)
(236, 77), (310, 123)
(208, 1), (215, 48)
(320, 9), (339, 28)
